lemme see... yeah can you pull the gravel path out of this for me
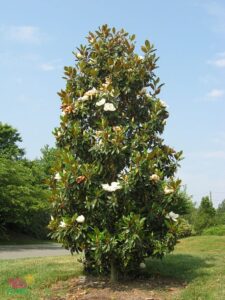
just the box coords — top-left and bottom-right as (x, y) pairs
(0, 243), (70, 259)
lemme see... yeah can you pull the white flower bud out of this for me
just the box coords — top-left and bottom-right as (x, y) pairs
(101, 181), (121, 192)
(103, 103), (116, 111)
(164, 187), (174, 195)
(54, 173), (61, 181)
(76, 215), (85, 223)
(59, 220), (66, 228)
(140, 262), (146, 269)
(159, 100), (168, 108)
(166, 211), (179, 222)
(76, 52), (83, 59)
(150, 174), (160, 182)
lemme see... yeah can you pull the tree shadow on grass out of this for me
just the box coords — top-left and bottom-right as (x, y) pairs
(145, 253), (215, 283)
(86, 254), (214, 291)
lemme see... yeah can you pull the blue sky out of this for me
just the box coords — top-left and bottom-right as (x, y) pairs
(0, 0), (225, 206)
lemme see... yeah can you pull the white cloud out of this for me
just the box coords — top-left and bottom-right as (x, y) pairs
(207, 88), (224, 99)
(1, 26), (42, 44)
(187, 150), (225, 160)
(208, 52), (225, 68)
(200, 88), (225, 102)
(204, 151), (225, 159)
(39, 63), (55, 71)
(202, 1), (225, 34)
(204, 1), (225, 18)
(212, 132), (225, 146)
(209, 58), (225, 68)
(39, 59), (62, 72)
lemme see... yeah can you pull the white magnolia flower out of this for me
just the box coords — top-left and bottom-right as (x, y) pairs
(76, 52), (83, 59)
(96, 98), (106, 106)
(164, 187), (174, 195)
(76, 215), (85, 223)
(85, 87), (98, 97)
(166, 211), (179, 222)
(139, 262), (146, 269)
(159, 100), (168, 108)
(138, 55), (144, 60)
(103, 103), (116, 111)
(78, 95), (89, 101)
(101, 181), (121, 192)
(111, 181), (121, 188)
(51, 215), (54, 221)
(54, 173), (61, 181)
(59, 220), (67, 228)
(150, 174), (160, 182)
(57, 131), (62, 137)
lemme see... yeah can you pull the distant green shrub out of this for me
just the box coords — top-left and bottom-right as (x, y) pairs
(202, 225), (225, 236)
(194, 196), (216, 234)
(177, 218), (195, 238)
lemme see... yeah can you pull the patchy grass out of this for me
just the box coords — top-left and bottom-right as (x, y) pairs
(146, 236), (225, 300)
(0, 236), (225, 299)
(0, 255), (82, 299)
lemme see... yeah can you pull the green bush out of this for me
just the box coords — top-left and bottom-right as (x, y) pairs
(202, 225), (225, 236)
(177, 218), (195, 238)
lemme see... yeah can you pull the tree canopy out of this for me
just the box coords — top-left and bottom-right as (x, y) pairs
(0, 122), (25, 160)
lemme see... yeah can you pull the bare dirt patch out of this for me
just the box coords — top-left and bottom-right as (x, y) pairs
(47, 275), (186, 300)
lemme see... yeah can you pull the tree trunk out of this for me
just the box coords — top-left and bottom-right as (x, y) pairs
(110, 259), (118, 282)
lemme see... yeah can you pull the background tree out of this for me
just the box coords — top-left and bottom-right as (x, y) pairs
(194, 196), (216, 233)
(49, 25), (185, 281)
(0, 157), (50, 238)
(39, 145), (58, 177)
(0, 124), (52, 239)
(0, 122), (25, 160)
(216, 199), (225, 225)
(174, 188), (196, 237)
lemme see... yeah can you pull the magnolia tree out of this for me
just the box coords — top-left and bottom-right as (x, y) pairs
(49, 25), (184, 281)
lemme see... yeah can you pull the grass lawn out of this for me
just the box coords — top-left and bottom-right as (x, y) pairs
(0, 236), (225, 299)
(146, 236), (225, 300)
(0, 255), (82, 299)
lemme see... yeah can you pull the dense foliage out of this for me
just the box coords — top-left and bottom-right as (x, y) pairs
(49, 25), (188, 281)
(0, 122), (25, 160)
(216, 199), (225, 225)
(202, 225), (225, 236)
(0, 123), (52, 239)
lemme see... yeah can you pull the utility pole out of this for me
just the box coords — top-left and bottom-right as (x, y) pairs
(209, 191), (212, 202)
